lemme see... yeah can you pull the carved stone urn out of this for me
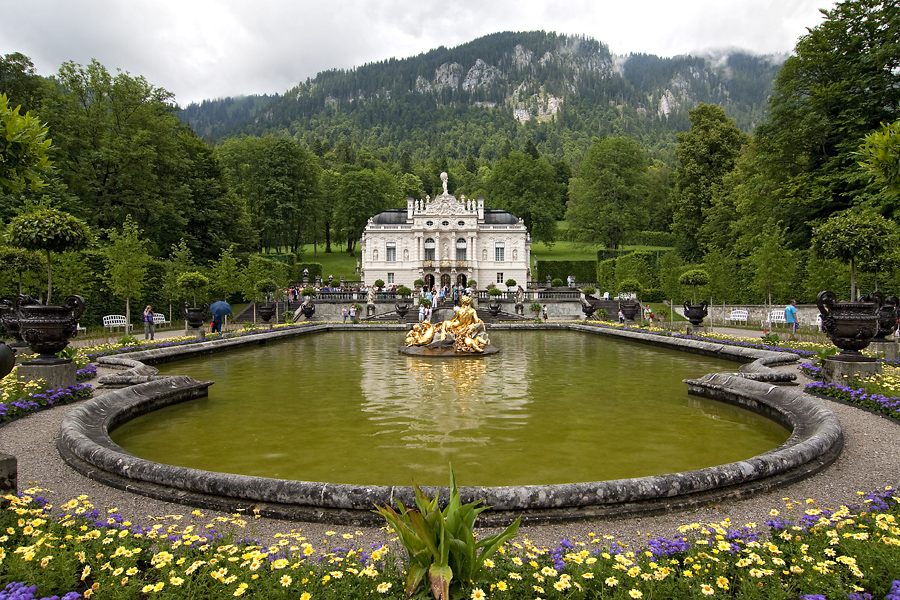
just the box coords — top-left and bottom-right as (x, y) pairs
(394, 302), (410, 318)
(817, 290), (881, 357)
(683, 301), (709, 328)
(14, 294), (85, 362)
(581, 303), (597, 320)
(258, 303), (277, 323)
(0, 295), (41, 347)
(183, 303), (208, 329)
(488, 302), (502, 317)
(874, 295), (899, 340)
(620, 301), (639, 321)
(300, 302), (316, 319)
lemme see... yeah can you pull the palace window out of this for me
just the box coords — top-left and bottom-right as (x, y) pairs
(424, 238), (435, 261)
(496, 272), (504, 284)
(387, 273), (395, 284)
(385, 242), (396, 262)
(494, 242), (505, 262)
(456, 238), (466, 261)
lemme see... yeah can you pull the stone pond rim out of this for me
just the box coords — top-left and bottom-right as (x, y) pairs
(56, 323), (843, 526)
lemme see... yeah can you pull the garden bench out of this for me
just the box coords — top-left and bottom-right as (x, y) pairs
(765, 310), (787, 328)
(152, 313), (170, 327)
(102, 315), (132, 333)
(725, 309), (749, 325)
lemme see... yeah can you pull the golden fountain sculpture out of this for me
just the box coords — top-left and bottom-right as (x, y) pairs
(404, 296), (492, 354)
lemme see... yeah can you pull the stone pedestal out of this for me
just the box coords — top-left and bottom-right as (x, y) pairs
(189, 328), (206, 341)
(822, 356), (881, 384)
(0, 452), (16, 496)
(17, 360), (76, 390)
(367, 303), (376, 317)
(870, 340), (899, 361)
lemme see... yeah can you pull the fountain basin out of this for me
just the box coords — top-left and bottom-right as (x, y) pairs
(58, 324), (843, 524)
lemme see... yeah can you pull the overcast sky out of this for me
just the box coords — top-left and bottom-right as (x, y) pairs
(2, 0), (835, 107)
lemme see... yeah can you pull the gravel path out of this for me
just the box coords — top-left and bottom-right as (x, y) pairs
(2, 360), (899, 553)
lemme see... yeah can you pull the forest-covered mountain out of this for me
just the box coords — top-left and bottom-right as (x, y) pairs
(178, 31), (783, 163)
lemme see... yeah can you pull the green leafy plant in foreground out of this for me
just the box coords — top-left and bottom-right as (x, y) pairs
(375, 468), (521, 600)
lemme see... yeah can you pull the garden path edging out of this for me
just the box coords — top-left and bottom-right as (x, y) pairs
(58, 324), (842, 525)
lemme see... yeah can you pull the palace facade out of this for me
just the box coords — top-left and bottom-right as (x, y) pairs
(361, 187), (531, 290)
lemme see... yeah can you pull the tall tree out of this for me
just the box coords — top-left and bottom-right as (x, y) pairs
(104, 214), (151, 326)
(489, 151), (561, 245)
(333, 169), (392, 255)
(671, 103), (747, 260)
(0, 93), (52, 193)
(566, 137), (649, 250)
(755, 0), (900, 234)
(42, 59), (192, 254)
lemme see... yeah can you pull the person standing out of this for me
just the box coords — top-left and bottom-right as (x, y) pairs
(785, 300), (799, 334)
(143, 305), (155, 340)
(349, 304), (356, 322)
(341, 305), (348, 323)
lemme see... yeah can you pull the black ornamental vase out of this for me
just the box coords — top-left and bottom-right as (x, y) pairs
(1, 295), (40, 347)
(875, 295), (899, 340)
(14, 294), (85, 362)
(817, 290), (881, 356)
(683, 301), (709, 328)
(620, 301), (639, 321)
(488, 302), (502, 317)
(258, 303), (276, 323)
(301, 303), (316, 319)
(581, 303), (597, 320)
(184, 303), (208, 329)
(394, 302), (410, 318)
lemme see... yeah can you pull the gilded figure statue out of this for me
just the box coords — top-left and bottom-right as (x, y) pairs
(439, 296), (490, 353)
(405, 320), (436, 346)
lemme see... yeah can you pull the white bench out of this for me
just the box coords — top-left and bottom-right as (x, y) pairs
(102, 315), (132, 332)
(152, 313), (170, 327)
(725, 309), (749, 325)
(765, 310), (787, 327)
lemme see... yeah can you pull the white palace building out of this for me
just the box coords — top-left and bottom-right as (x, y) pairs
(360, 173), (531, 290)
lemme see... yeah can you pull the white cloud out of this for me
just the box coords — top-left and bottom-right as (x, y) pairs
(0, 0), (833, 106)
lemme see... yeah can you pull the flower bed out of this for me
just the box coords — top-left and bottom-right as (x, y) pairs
(0, 364), (94, 425)
(581, 321), (822, 359)
(81, 322), (319, 361)
(2, 487), (900, 599)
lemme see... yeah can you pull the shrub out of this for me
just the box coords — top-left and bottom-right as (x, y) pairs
(505, 279), (517, 288)
(301, 286), (317, 297)
(488, 287), (503, 297)
(618, 278), (642, 294)
(396, 285), (412, 297)
(582, 286), (597, 296)
(551, 278), (564, 287)
(529, 302), (542, 314)
(679, 269), (710, 287)
(374, 279), (385, 289)
(643, 288), (666, 302)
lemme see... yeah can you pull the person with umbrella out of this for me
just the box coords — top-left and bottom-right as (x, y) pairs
(210, 301), (232, 333)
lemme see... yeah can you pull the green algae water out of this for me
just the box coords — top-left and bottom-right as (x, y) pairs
(111, 331), (790, 487)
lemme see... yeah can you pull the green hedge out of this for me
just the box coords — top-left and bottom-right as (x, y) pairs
(596, 258), (617, 293)
(535, 260), (597, 284)
(626, 230), (676, 247)
(642, 288), (666, 302)
(296, 263), (323, 281)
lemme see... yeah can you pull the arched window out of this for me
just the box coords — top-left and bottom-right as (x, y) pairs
(456, 238), (466, 261)
(424, 238), (435, 261)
